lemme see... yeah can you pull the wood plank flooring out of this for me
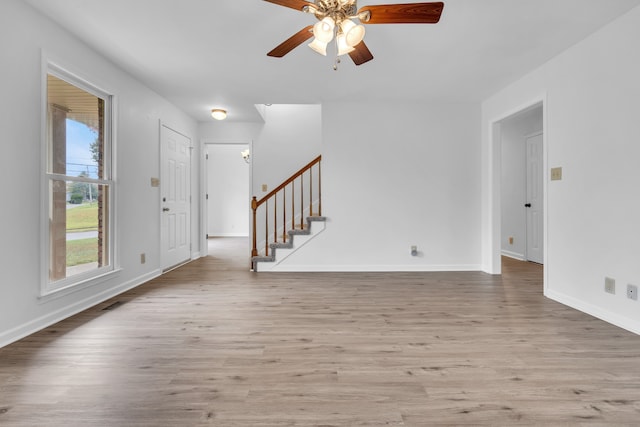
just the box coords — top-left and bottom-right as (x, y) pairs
(2, 238), (640, 426)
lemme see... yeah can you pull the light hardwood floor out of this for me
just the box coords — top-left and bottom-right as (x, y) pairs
(2, 238), (640, 426)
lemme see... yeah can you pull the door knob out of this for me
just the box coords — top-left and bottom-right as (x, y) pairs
(162, 207), (170, 212)
(524, 203), (532, 208)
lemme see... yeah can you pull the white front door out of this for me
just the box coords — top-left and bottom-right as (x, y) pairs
(525, 132), (543, 264)
(161, 125), (191, 270)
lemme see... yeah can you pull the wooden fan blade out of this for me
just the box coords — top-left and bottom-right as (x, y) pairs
(358, 2), (444, 24)
(263, 0), (315, 12)
(348, 41), (374, 66)
(267, 25), (314, 58)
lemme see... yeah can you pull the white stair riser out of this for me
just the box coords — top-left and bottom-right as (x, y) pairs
(255, 220), (325, 272)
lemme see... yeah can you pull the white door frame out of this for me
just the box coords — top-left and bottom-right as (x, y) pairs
(487, 97), (548, 290)
(200, 139), (253, 256)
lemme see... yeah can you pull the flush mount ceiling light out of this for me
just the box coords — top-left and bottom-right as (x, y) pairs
(211, 109), (227, 120)
(264, 0), (444, 69)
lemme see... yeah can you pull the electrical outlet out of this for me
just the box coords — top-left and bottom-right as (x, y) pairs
(605, 277), (615, 294)
(508, 236), (514, 245)
(411, 246), (418, 256)
(140, 253), (146, 264)
(627, 284), (638, 301)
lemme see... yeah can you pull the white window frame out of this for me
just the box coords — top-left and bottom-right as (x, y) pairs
(40, 61), (118, 298)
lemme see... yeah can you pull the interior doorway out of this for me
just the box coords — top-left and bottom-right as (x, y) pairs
(499, 104), (544, 265)
(205, 143), (250, 238)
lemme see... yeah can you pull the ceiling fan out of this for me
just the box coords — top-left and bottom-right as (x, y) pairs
(264, 0), (444, 68)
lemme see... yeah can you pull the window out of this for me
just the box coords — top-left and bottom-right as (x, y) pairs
(43, 66), (114, 295)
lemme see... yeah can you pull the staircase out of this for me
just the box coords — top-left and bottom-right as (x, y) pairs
(252, 216), (326, 271)
(251, 155), (325, 271)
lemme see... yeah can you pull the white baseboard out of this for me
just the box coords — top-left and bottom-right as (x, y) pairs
(265, 264), (483, 272)
(0, 269), (161, 348)
(501, 250), (525, 260)
(545, 288), (640, 336)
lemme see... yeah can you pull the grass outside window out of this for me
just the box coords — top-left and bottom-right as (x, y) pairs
(67, 238), (98, 266)
(67, 202), (98, 232)
(66, 202), (99, 266)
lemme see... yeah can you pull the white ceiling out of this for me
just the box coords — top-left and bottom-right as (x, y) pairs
(25, 0), (640, 123)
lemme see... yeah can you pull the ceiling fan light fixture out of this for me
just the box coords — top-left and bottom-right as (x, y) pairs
(308, 38), (328, 56)
(265, 0), (445, 67)
(313, 17), (335, 43)
(336, 33), (355, 56)
(211, 109), (227, 120)
(340, 19), (365, 47)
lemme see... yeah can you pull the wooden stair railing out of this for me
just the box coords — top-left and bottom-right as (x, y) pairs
(251, 155), (322, 264)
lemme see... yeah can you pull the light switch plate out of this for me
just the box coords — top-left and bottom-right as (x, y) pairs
(150, 177), (160, 187)
(261, 184), (268, 192)
(550, 167), (562, 181)
(605, 277), (615, 294)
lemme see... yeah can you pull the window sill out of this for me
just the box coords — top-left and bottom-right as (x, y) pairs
(39, 267), (123, 304)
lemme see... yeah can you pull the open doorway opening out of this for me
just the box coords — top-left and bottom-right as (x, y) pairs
(205, 143), (251, 241)
(500, 105), (544, 264)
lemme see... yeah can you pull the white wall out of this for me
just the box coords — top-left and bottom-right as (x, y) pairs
(482, 5), (640, 333)
(0, 0), (199, 347)
(206, 144), (250, 236)
(501, 107), (543, 259)
(253, 105), (322, 196)
(199, 121), (263, 145)
(277, 101), (482, 271)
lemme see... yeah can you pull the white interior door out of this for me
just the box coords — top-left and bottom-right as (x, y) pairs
(161, 125), (191, 270)
(525, 132), (543, 264)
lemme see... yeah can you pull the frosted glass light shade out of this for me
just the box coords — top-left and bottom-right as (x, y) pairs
(336, 34), (355, 56)
(340, 19), (365, 47)
(211, 109), (227, 120)
(308, 38), (328, 56)
(313, 17), (335, 43)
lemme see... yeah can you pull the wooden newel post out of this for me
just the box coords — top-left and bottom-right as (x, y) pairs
(251, 197), (258, 258)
